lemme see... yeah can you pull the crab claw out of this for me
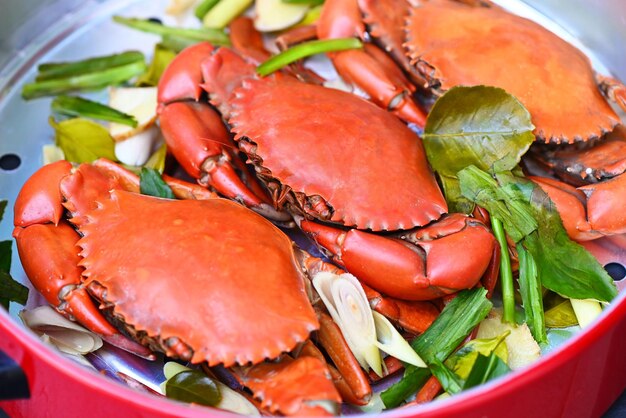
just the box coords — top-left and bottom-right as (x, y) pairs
(597, 74), (626, 113)
(301, 214), (497, 300)
(531, 174), (626, 241)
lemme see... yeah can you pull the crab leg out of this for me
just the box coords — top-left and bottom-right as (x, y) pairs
(300, 214), (497, 300)
(12, 162), (153, 358)
(531, 174), (626, 241)
(317, 0), (427, 127)
(596, 74), (626, 113)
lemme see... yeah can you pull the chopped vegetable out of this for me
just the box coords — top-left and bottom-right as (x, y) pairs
(52, 95), (137, 127)
(42, 144), (66, 165)
(255, 0), (309, 32)
(459, 167), (618, 302)
(570, 299), (603, 328)
(257, 38), (363, 76)
(137, 44), (177, 87)
(445, 332), (509, 380)
(166, 0), (198, 15)
(462, 352), (510, 390)
(491, 217), (515, 324)
(113, 16), (230, 45)
(144, 143), (168, 173)
(423, 86), (535, 213)
(372, 311), (427, 369)
(517, 244), (546, 342)
(140, 167), (176, 199)
(544, 298), (578, 328)
(165, 370), (222, 407)
(50, 117), (117, 163)
(115, 126), (162, 166)
(202, 0), (253, 29)
(195, 0), (220, 20)
(108, 86), (158, 141)
(22, 60), (146, 100)
(36, 51), (144, 81)
(0, 201), (28, 310)
(282, 0), (324, 5)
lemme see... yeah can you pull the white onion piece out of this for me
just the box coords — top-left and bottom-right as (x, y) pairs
(114, 126), (162, 166)
(166, 0), (198, 16)
(20, 306), (103, 355)
(109, 86), (158, 141)
(372, 311), (427, 368)
(570, 299), (603, 329)
(312, 272), (383, 376)
(42, 144), (65, 165)
(254, 0), (309, 32)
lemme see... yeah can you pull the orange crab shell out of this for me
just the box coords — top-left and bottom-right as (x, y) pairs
(72, 188), (318, 367)
(405, 0), (620, 144)
(228, 74), (447, 231)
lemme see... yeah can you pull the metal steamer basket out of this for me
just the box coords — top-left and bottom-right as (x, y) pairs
(0, 0), (625, 417)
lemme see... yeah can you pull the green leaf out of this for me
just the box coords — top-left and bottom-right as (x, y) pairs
(136, 44), (177, 87)
(257, 38), (363, 76)
(52, 95), (137, 127)
(423, 86), (534, 212)
(22, 61), (146, 100)
(445, 332), (509, 381)
(0, 271), (29, 310)
(140, 168), (176, 199)
(113, 16), (230, 46)
(462, 352), (510, 390)
(380, 367), (430, 409)
(430, 360), (463, 395)
(517, 244), (546, 342)
(36, 51), (145, 81)
(459, 167), (617, 302)
(382, 289), (492, 408)
(165, 370), (221, 407)
(0, 241), (11, 273)
(144, 143), (168, 173)
(545, 299), (578, 328)
(195, 0), (220, 20)
(0, 200), (6, 222)
(50, 117), (117, 163)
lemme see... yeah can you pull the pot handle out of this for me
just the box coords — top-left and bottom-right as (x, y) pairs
(0, 348), (30, 400)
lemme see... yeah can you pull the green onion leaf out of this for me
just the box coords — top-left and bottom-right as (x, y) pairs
(381, 289), (492, 408)
(492, 217), (515, 324)
(50, 117), (116, 163)
(36, 51), (144, 81)
(140, 167), (176, 199)
(517, 244), (546, 342)
(113, 16), (230, 46)
(380, 367), (430, 409)
(52, 96), (137, 127)
(195, 0), (220, 20)
(22, 61), (146, 100)
(257, 38), (363, 76)
(429, 360), (463, 395)
(165, 370), (222, 407)
(462, 352), (510, 390)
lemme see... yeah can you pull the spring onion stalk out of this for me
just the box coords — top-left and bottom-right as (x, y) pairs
(113, 16), (230, 46)
(257, 38), (363, 76)
(516, 244), (546, 343)
(36, 51), (144, 81)
(570, 299), (603, 329)
(22, 61), (146, 100)
(491, 217), (515, 324)
(202, 0), (253, 29)
(282, 0), (324, 5)
(52, 95), (137, 127)
(195, 0), (220, 19)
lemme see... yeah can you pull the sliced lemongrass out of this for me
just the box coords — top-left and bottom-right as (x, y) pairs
(20, 306), (103, 355)
(312, 272), (383, 376)
(113, 16), (230, 46)
(257, 38), (363, 76)
(109, 86), (157, 141)
(195, 0), (220, 19)
(254, 0), (309, 32)
(202, 0), (253, 29)
(22, 61), (146, 100)
(42, 144), (65, 164)
(162, 362), (258, 414)
(52, 95), (137, 127)
(372, 311), (427, 368)
(166, 0), (198, 15)
(570, 299), (603, 329)
(297, 4), (322, 27)
(115, 126), (162, 166)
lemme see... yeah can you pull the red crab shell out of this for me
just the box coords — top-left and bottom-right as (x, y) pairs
(71, 187), (318, 367)
(227, 73), (447, 231)
(405, 0), (621, 144)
